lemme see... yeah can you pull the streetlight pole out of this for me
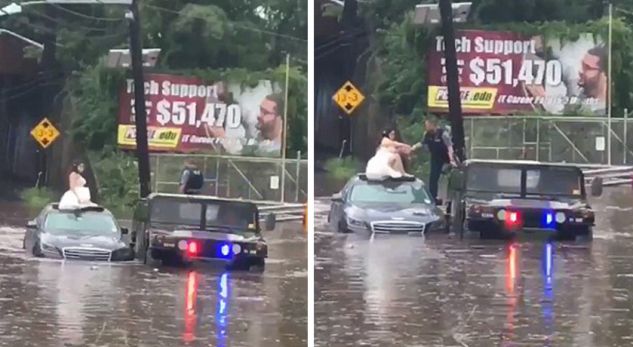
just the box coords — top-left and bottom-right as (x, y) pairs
(127, 0), (151, 198)
(438, 0), (466, 162)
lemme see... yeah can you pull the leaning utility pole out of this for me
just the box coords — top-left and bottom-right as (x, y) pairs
(438, 0), (466, 162)
(128, 0), (151, 198)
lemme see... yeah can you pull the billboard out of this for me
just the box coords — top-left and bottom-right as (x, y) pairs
(117, 73), (284, 157)
(427, 30), (607, 116)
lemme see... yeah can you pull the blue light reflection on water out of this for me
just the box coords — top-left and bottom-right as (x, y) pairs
(542, 243), (555, 346)
(216, 272), (230, 347)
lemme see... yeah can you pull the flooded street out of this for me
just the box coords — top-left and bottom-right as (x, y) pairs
(315, 188), (633, 347)
(0, 204), (307, 347)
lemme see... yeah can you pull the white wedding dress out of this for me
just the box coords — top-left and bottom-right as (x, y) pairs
(365, 147), (403, 180)
(59, 174), (94, 209)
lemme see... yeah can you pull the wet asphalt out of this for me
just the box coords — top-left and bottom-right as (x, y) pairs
(315, 188), (633, 347)
(0, 203), (307, 347)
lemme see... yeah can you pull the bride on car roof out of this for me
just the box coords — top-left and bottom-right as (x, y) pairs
(365, 128), (413, 180)
(59, 160), (95, 208)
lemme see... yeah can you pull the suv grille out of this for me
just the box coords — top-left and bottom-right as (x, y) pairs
(63, 248), (112, 261)
(371, 221), (425, 234)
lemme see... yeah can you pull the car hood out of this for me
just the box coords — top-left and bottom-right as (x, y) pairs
(470, 198), (586, 210)
(42, 232), (125, 250)
(346, 203), (442, 223)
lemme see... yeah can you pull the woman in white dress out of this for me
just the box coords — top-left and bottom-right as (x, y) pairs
(366, 129), (413, 179)
(60, 160), (92, 206)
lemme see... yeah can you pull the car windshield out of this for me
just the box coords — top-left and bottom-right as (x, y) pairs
(349, 181), (433, 204)
(525, 167), (582, 197)
(466, 165), (583, 197)
(150, 198), (257, 232)
(45, 211), (118, 235)
(467, 166), (522, 194)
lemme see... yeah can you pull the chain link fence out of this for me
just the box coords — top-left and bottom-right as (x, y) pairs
(465, 116), (633, 166)
(150, 153), (307, 203)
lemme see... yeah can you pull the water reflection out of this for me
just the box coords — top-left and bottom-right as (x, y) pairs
(504, 243), (518, 344)
(182, 270), (231, 346)
(183, 271), (198, 343)
(503, 242), (557, 346)
(216, 272), (229, 347)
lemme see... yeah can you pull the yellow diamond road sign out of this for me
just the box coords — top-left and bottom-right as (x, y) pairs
(30, 118), (60, 149)
(333, 81), (365, 115)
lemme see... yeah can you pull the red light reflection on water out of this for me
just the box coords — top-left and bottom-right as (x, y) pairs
(183, 271), (198, 343)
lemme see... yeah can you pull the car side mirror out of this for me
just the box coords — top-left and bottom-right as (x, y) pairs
(264, 213), (276, 231)
(590, 176), (603, 197)
(121, 228), (129, 235)
(26, 220), (36, 229)
(331, 193), (343, 202)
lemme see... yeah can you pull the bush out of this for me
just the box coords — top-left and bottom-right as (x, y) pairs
(21, 187), (56, 212)
(89, 149), (140, 219)
(325, 157), (361, 181)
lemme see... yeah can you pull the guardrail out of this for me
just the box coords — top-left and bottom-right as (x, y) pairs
(583, 166), (633, 187)
(258, 203), (306, 223)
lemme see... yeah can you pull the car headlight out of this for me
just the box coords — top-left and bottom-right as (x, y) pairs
(346, 216), (365, 227)
(41, 243), (57, 252)
(555, 211), (566, 224)
(496, 209), (506, 221)
(111, 248), (134, 261)
(232, 244), (242, 254)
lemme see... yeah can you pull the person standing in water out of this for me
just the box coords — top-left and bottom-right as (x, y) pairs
(412, 117), (456, 202)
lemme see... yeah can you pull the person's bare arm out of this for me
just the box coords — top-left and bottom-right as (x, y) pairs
(442, 131), (457, 165)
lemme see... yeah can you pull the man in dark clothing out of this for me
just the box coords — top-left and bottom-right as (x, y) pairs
(412, 118), (456, 202)
(179, 160), (205, 194)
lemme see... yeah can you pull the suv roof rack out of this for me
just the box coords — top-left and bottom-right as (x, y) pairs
(358, 173), (417, 182)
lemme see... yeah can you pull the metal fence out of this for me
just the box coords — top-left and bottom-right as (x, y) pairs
(150, 153), (307, 203)
(465, 115), (633, 166)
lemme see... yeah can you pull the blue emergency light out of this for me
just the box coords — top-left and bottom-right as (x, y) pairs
(219, 243), (231, 257)
(542, 211), (555, 229)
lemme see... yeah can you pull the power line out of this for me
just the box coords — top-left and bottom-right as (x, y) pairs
(50, 3), (124, 22)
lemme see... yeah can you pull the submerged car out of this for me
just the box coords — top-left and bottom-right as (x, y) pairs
(23, 204), (134, 261)
(328, 174), (447, 235)
(131, 193), (272, 270)
(448, 160), (600, 240)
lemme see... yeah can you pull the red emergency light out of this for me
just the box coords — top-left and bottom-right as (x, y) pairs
(505, 211), (521, 229)
(187, 241), (198, 255)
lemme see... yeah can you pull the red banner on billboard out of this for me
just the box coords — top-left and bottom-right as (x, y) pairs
(117, 73), (284, 157)
(427, 30), (607, 116)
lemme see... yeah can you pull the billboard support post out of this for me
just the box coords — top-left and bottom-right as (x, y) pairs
(603, 1), (613, 166)
(280, 53), (290, 202)
(438, 0), (466, 162)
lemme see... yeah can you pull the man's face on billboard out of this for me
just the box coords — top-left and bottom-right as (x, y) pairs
(258, 98), (279, 136)
(578, 53), (604, 94)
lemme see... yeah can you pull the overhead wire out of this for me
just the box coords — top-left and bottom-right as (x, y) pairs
(49, 3), (125, 22)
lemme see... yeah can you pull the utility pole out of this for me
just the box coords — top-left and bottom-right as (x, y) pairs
(128, 0), (151, 198)
(340, 0), (358, 156)
(438, 0), (466, 162)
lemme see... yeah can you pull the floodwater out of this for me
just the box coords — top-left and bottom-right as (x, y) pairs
(0, 204), (307, 347)
(315, 188), (633, 347)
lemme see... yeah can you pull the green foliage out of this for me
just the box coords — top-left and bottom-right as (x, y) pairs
(69, 62), (127, 150)
(89, 149), (140, 219)
(324, 157), (361, 181)
(20, 187), (56, 213)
